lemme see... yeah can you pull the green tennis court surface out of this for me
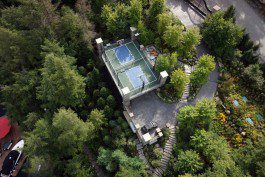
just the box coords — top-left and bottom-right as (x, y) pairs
(104, 40), (159, 95)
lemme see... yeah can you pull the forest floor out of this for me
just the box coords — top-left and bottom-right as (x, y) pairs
(84, 146), (106, 177)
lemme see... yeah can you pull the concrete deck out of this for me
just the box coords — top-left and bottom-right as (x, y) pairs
(167, 0), (204, 28)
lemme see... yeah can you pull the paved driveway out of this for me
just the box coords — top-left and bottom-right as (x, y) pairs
(207, 0), (265, 61)
(131, 44), (218, 128)
(131, 66), (218, 128)
(167, 0), (265, 61)
(167, 0), (204, 28)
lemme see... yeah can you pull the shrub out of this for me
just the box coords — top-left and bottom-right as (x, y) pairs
(170, 69), (189, 99)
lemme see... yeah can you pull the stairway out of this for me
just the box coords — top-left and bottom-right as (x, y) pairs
(153, 125), (176, 177)
(137, 141), (154, 174)
(181, 64), (193, 102)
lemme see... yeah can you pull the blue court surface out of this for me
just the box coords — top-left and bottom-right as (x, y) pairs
(126, 66), (148, 89)
(115, 45), (134, 64)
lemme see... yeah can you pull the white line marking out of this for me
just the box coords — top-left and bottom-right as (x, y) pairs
(132, 42), (157, 81)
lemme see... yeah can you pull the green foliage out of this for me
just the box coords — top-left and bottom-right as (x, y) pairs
(170, 69), (189, 99)
(178, 99), (216, 142)
(98, 148), (147, 175)
(223, 5), (236, 22)
(137, 20), (155, 45)
(200, 159), (245, 177)
(106, 95), (116, 108)
(148, 0), (166, 29)
(175, 150), (203, 174)
(180, 27), (202, 58)
(101, 3), (130, 38)
(157, 12), (174, 35)
(155, 53), (179, 74)
(97, 97), (106, 109)
(202, 11), (243, 59)
(52, 108), (91, 155)
(37, 45), (85, 109)
(243, 64), (264, 91)
(58, 6), (94, 61)
(65, 155), (94, 177)
(190, 68), (210, 93)
(115, 166), (146, 177)
(100, 87), (109, 98)
(24, 108), (100, 175)
(27, 155), (54, 177)
(163, 24), (183, 49)
(1, 71), (40, 123)
(238, 33), (260, 66)
(0, 26), (39, 84)
(197, 54), (215, 71)
(232, 138), (265, 176)
(128, 0), (143, 27)
(191, 130), (230, 163)
(88, 109), (106, 131)
(190, 55), (215, 94)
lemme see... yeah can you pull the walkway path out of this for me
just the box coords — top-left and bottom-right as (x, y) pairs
(153, 125), (176, 177)
(167, 0), (204, 28)
(84, 146), (106, 177)
(132, 48), (218, 176)
(167, 0), (265, 61)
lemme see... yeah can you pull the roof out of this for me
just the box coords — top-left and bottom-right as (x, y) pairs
(0, 117), (11, 139)
(1, 150), (20, 175)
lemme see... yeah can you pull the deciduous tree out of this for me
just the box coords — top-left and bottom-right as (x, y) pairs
(180, 27), (202, 58)
(175, 150), (203, 174)
(202, 11), (243, 59)
(163, 25), (183, 50)
(170, 69), (189, 99)
(37, 52), (85, 109)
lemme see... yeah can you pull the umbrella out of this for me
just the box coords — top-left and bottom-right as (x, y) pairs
(0, 117), (11, 139)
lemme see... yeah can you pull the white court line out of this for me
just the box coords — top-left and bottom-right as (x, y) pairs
(124, 44), (135, 61)
(125, 65), (149, 89)
(115, 45), (135, 65)
(115, 57), (142, 72)
(132, 42), (157, 82)
(105, 50), (117, 75)
(106, 41), (134, 53)
(125, 43), (144, 61)
(117, 73), (125, 89)
(125, 66), (142, 89)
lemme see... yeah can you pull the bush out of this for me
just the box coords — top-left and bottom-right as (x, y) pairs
(175, 150), (203, 174)
(170, 69), (189, 99)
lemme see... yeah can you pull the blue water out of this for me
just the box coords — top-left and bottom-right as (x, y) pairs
(246, 118), (254, 125)
(115, 45), (134, 64)
(233, 100), (239, 107)
(126, 66), (148, 89)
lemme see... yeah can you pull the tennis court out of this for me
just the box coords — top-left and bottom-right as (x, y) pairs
(104, 41), (159, 94)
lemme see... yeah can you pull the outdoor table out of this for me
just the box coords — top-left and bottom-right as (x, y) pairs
(156, 128), (161, 133)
